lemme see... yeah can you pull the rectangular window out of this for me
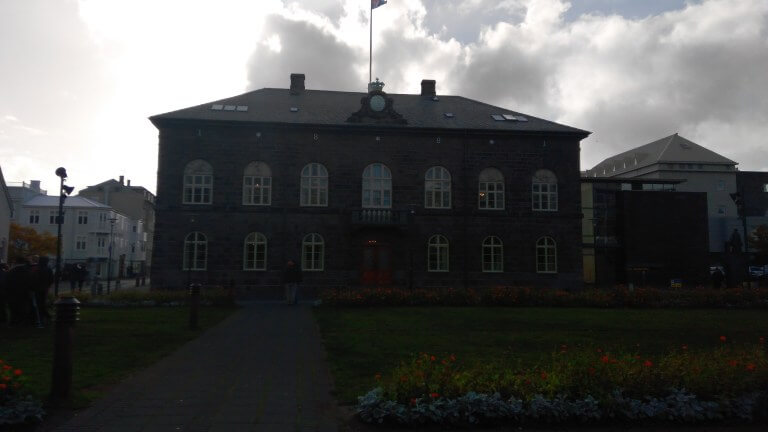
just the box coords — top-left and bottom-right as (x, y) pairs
(97, 237), (107, 254)
(243, 176), (272, 205)
(76, 236), (87, 251)
(718, 205), (727, 215)
(716, 180), (725, 191)
(78, 211), (88, 224)
(29, 210), (40, 224)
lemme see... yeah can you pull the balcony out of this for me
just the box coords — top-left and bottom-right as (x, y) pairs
(351, 209), (409, 226)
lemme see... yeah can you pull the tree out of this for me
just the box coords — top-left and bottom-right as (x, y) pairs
(749, 224), (768, 264)
(8, 223), (57, 262)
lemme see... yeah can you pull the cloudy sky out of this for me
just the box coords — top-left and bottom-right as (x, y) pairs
(1, 0), (767, 194)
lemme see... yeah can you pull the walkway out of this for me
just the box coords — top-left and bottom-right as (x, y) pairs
(55, 302), (339, 431)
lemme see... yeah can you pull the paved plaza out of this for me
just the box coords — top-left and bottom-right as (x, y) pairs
(54, 302), (339, 431)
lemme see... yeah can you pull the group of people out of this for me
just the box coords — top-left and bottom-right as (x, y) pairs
(0, 255), (55, 327)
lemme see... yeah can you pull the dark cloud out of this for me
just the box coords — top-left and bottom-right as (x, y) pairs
(245, 14), (362, 92)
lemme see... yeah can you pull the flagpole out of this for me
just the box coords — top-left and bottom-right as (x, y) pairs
(369, 2), (373, 85)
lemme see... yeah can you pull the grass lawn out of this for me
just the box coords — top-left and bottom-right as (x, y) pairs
(314, 307), (768, 403)
(0, 306), (237, 408)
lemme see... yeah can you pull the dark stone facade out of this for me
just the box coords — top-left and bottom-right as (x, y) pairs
(150, 86), (587, 294)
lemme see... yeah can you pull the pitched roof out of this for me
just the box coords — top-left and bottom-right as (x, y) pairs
(23, 195), (111, 209)
(150, 88), (589, 136)
(589, 133), (737, 176)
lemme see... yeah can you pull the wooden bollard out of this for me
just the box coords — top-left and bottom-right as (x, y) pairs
(50, 296), (80, 404)
(189, 283), (201, 330)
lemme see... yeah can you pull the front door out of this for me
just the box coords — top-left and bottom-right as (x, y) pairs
(361, 241), (392, 285)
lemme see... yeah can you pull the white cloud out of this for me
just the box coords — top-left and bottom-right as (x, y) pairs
(2, 0), (767, 194)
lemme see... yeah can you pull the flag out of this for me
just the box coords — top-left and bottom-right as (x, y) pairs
(372, 0), (387, 9)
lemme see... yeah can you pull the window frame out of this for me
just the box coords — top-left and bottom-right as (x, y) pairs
(300, 163), (329, 207)
(29, 209), (40, 225)
(183, 231), (208, 271)
(243, 232), (267, 271)
(75, 236), (87, 251)
(182, 160), (213, 205)
(362, 163), (393, 208)
(77, 211), (88, 225)
(536, 236), (557, 274)
(478, 168), (505, 210)
(532, 169), (558, 212)
(425, 166), (452, 209)
(427, 234), (449, 272)
(482, 236), (503, 272)
(242, 162), (272, 206)
(302, 233), (325, 271)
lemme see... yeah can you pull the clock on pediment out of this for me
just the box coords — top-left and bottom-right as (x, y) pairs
(347, 78), (407, 124)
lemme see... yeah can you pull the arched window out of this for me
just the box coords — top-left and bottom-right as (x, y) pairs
(183, 232), (207, 270)
(243, 162), (272, 205)
(536, 236), (557, 273)
(300, 163), (328, 206)
(532, 169), (558, 211)
(183, 160), (213, 204)
(478, 168), (504, 210)
(243, 232), (267, 270)
(482, 236), (503, 272)
(362, 163), (392, 208)
(425, 166), (451, 209)
(302, 233), (324, 271)
(427, 234), (449, 272)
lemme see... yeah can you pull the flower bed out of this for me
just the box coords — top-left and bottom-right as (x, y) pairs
(357, 340), (768, 426)
(320, 285), (768, 308)
(0, 359), (44, 427)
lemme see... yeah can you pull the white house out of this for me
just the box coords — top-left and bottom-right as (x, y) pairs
(17, 194), (147, 279)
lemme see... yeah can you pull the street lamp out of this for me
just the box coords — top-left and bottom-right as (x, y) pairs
(54, 167), (74, 297)
(107, 217), (117, 294)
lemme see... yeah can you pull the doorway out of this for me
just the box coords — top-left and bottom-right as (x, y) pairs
(361, 240), (392, 285)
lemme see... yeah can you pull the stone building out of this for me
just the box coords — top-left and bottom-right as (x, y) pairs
(149, 74), (589, 294)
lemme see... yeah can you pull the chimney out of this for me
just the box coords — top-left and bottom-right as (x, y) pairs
(127, 179), (131, 186)
(119, 175), (124, 185)
(290, 73), (305, 95)
(420, 79), (436, 97)
(30, 180), (41, 191)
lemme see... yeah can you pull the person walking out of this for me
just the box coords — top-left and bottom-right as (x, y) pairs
(6, 257), (31, 326)
(31, 256), (54, 326)
(283, 260), (302, 305)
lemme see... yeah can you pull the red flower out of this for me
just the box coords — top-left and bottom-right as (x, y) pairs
(681, 345), (688, 351)
(374, 373), (382, 381)
(600, 355), (611, 364)
(596, 348), (603, 353)
(1, 365), (10, 371)
(760, 337), (765, 344)
(400, 376), (408, 382)
(449, 354), (456, 362)
(643, 360), (653, 368)
(746, 363), (756, 372)
(540, 371), (548, 380)
(588, 367), (596, 376)
(410, 397), (417, 405)
(0, 383), (6, 390)
(720, 336), (727, 343)
(430, 392), (439, 398)
(430, 355), (436, 362)
(2, 376), (10, 382)
(13, 369), (22, 376)
(728, 360), (739, 367)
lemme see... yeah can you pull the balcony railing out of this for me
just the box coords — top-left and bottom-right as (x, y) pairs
(351, 209), (408, 226)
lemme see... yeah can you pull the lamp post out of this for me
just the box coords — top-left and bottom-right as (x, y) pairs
(106, 217), (117, 294)
(54, 167), (74, 297)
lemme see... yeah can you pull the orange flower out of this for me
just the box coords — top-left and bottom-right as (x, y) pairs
(400, 376), (407, 382)
(643, 360), (653, 368)
(429, 392), (439, 398)
(720, 336), (727, 342)
(374, 373), (382, 381)
(13, 369), (22, 376)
